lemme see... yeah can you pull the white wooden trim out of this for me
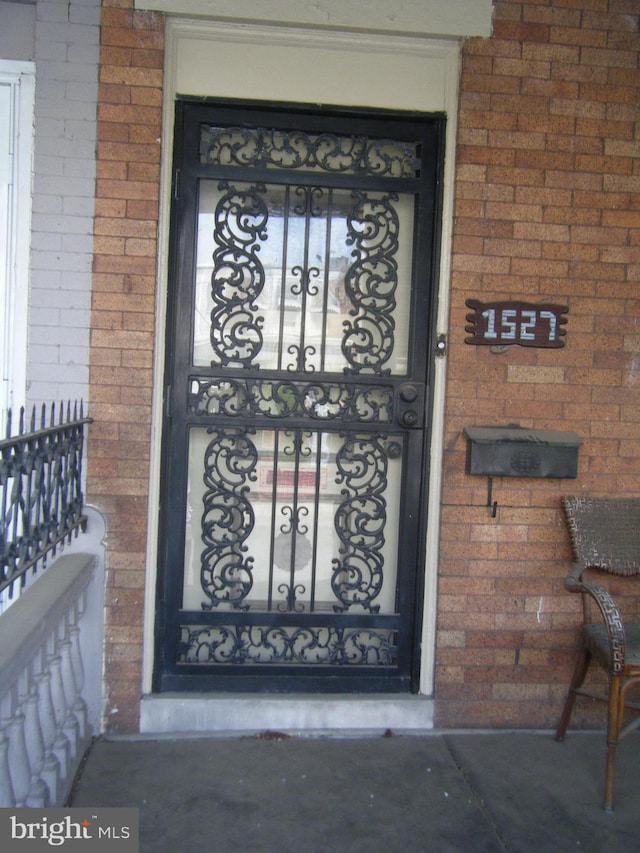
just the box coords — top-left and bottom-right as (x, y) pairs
(134, 0), (492, 39)
(0, 60), (34, 421)
(143, 19), (459, 703)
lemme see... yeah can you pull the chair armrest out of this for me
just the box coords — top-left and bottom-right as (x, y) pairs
(564, 562), (626, 673)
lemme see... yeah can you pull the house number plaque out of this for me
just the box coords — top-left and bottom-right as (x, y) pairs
(465, 299), (568, 349)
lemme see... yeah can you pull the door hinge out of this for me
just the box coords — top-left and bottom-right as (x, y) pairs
(164, 386), (172, 418)
(173, 168), (181, 201)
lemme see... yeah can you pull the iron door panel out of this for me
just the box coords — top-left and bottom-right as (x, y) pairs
(155, 100), (444, 693)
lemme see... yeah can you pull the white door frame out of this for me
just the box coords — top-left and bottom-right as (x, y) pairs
(142, 18), (459, 721)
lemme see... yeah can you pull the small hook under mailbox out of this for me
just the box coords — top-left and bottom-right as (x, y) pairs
(487, 476), (498, 518)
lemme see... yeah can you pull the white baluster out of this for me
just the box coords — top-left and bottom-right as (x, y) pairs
(23, 681), (49, 807)
(48, 654), (71, 783)
(60, 638), (80, 758)
(7, 707), (31, 807)
(69, 625), (88, 740)
(36, 669), (61, 805)
(0, 726), (15, 807)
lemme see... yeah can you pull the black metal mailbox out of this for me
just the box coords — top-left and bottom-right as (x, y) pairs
(464, 425), (582, 479)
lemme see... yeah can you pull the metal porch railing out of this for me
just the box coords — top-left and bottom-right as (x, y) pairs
(0, 402), (92, 604)
(0, 403), (104, 807)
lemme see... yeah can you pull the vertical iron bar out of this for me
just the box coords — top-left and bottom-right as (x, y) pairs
(319, 189), (333, 373)
(298, 187), (313, 372)
(266, 429), (279, 611)
(277, 187), (290, 372)
(287, 428), (302, 611)
(308, 431), (323, 613)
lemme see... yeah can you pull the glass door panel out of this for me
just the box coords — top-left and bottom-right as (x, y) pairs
(194, 181), (414, 375)
(182, 426), (403, 615)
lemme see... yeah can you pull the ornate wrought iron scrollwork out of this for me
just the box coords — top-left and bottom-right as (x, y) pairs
(274, 430), (312, 612)
(200, 428), (258, 610)
(0, 403), (91, 595)
(180, 624), (397, 665)
(190, 378), (394, 423)
(200, 125), (419, 179)
(342, 192), (400, 375)
(210, 182), (268, 367)
(331, 433), (387, 613)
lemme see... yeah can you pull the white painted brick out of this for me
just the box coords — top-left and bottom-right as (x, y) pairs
(60, 345), (89, 363)
(28, 361), (89, 384)
(29, 344), (60, 363)
(36, 3), (71, 25)
(66, 81), (98, 103)
(35, 58), (94, 83)
(67, 43), (101, 65)
(34, 116), (66, 137)
(33, 154), (65, 176)
(34, 78), (62, 101)
(27, 0), (100, 407)
(30, 269), (63, 290)
(32, 196), (63, 215)
(63, 198), (96, 218)
(29, 306), (61, 327)
(31, 213), (91, 235)
(63, 158), (96, 180)
(30, 251), (92, 273)
(39, 137), (96, 160)
(69, 3), (101, 27)
(36, 24), (99, 49)
(61, 234), (95, 255)
(31, 231), (63, 252)
(58, 272), (93, 292)
(64, 119), (99, 140)
(35, 288), (91, 310)
(33, 176), (96, 200)
(63, 309), (92, 328)
(27, 382), (56, 403)
(30, 326), (85, 348)
(36, 98), (97, 121)
(33, 40), (67, 62)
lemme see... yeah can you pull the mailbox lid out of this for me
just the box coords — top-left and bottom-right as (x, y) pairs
(463, 425), (582, 478)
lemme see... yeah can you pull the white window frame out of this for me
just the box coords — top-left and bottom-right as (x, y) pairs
(0, 60), (34, 428)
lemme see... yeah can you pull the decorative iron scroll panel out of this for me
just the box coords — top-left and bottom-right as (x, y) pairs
(156, 102), (444, 692)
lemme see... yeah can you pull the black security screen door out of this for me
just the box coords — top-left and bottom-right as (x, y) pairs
(154, 100), (444, 692)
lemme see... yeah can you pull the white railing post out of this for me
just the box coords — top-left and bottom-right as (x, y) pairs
(23, 671), (49, 807)
(0, 528), (105, 807)
(6, 703), (31, 807)
(36, 667), (61, 806)
(0, 728), (13, 807)
(48, 652), (72, 777)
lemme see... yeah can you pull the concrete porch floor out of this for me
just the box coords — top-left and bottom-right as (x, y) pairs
(68, 730), (640, 852)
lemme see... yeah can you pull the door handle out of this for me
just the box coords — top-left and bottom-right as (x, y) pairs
(396, 383), (423, 428)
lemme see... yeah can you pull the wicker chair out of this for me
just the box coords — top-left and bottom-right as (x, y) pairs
(556, 496), (640, 811)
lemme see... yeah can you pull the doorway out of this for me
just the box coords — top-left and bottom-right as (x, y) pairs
(154, 100), (444, 692)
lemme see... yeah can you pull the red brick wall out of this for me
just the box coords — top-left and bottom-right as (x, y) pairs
(89, 0), (164, 732)
(89, 0), (639, 732)
(436, 0), (640, 727)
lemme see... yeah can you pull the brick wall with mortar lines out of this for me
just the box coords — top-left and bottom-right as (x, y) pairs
(88, 0), (163, 732)
(436, 0), (640, 727)
(28, 0), (101, 408)
(89, 0), (639, 732)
